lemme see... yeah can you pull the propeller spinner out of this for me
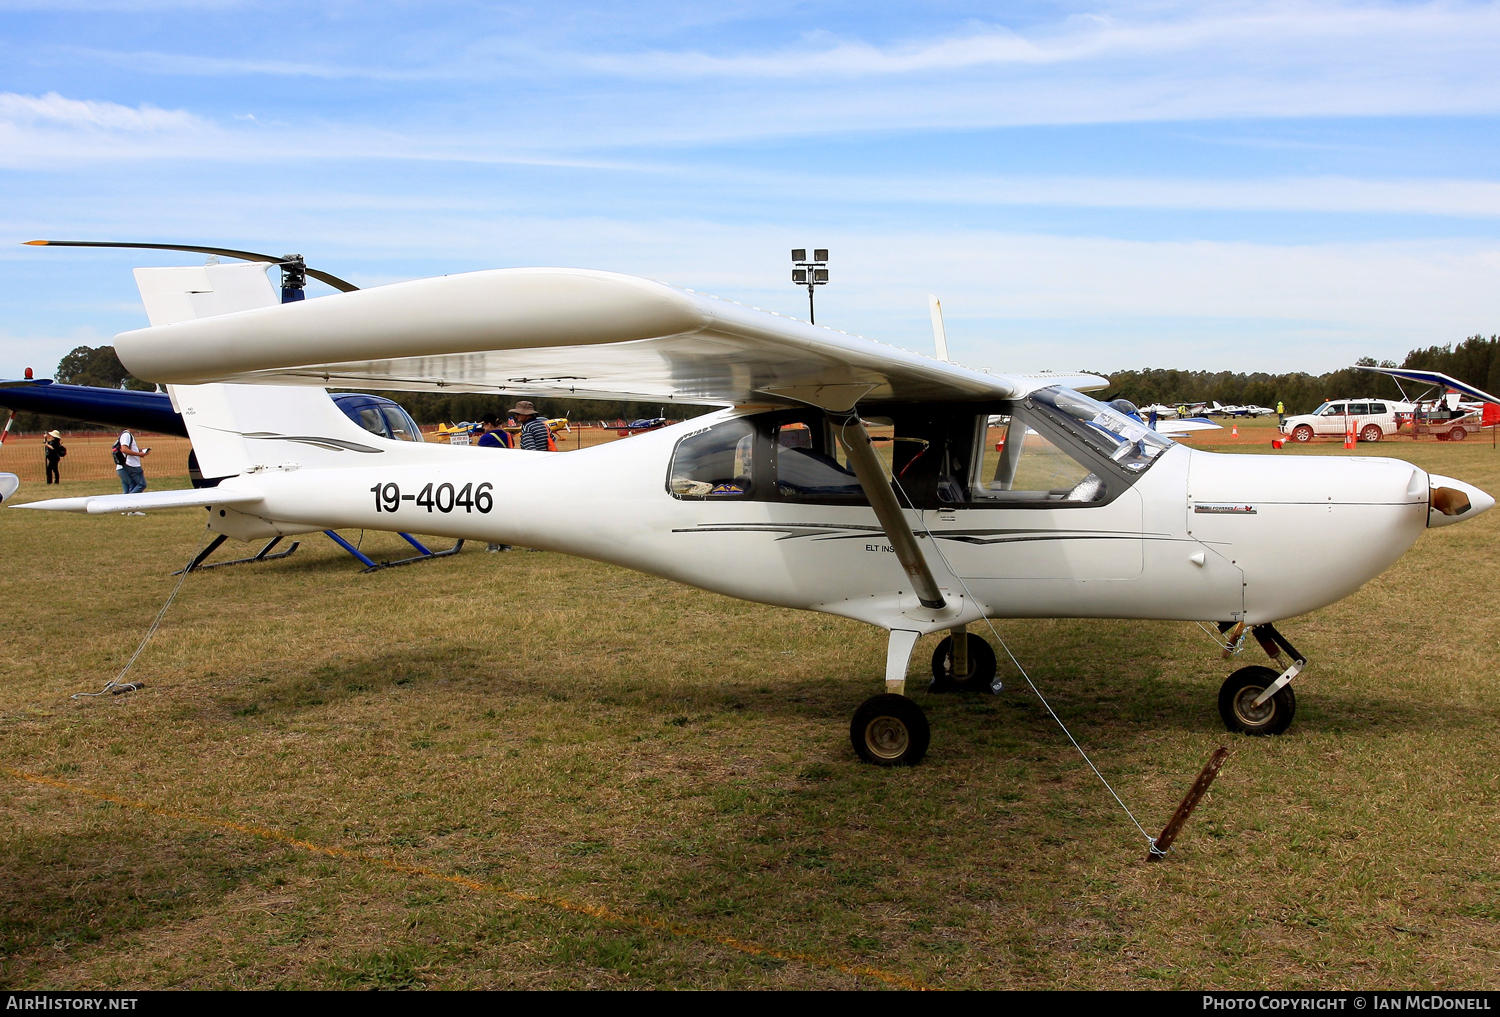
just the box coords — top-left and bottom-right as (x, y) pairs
(24, 240), (359, 303)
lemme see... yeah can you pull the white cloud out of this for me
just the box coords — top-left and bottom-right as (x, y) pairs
(573, 3), (1500, 80)
(0, 91), (204, 131)
(779, 173), (1500, 218)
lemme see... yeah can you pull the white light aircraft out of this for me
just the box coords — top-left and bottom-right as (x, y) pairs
(10, 247), (1495, 766)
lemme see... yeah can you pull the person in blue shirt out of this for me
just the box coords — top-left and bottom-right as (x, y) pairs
(476, 415), (511, 449)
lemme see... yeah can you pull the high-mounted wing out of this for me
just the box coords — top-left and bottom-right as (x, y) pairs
(1356, 366), (1500, 405)
(114, 268), (1104, 409)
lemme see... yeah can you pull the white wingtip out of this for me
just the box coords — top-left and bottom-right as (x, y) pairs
(11, 495), (92, 512)
(0, 473), (18, 504)
(928, 294), (949, 362)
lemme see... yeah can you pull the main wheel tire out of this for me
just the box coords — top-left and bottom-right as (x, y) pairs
(1292, 425), (1314, 443)
(1360, 424), (1382, 443)
(1450, 427), (1467, 442)
(1218, 665), (1296, 736)
(850, 694), (930, 766)
(930, 633), (998, 693)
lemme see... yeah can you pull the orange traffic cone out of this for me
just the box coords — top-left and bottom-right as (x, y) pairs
(1231, 425), (1238, 437)
(1344, 418), (1355, 449)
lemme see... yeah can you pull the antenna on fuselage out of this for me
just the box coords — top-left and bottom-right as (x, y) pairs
(928, 294), (949, 362)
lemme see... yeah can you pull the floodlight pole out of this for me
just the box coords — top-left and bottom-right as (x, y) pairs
(790, 248), (829, 325)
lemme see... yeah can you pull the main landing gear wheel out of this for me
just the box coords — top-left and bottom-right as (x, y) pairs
(1292, 425), (1314, 443)
(930, 633), (998, 693)
(850, 694), (930, 767)
(1218, 665), (1296, 736)
(1360, 424), (1382, 443)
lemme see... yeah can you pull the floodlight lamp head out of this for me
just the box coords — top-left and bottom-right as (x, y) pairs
(813, 268), (829, 284)
(791, 249), (806, 263)
(792, 268), (808, 284)
(813, 249), (828, 263)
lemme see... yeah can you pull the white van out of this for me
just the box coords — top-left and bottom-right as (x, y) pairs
(1279, 398), (1413, 443)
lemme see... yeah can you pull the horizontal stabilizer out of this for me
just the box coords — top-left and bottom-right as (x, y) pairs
(11, 487), (263, 515)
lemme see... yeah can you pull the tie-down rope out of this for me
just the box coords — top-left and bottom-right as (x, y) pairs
(73, 528), (213, 699)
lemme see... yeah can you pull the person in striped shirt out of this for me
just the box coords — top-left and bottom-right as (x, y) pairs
(510, 401), (552, 451)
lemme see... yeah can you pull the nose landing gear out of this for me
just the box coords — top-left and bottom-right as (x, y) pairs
(1217, 622), (1307, 736)
(1219, 665), (1297, 735)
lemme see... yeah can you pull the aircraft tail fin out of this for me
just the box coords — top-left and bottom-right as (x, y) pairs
(168, 383), (401, 480)
(134, 262), (279, 326)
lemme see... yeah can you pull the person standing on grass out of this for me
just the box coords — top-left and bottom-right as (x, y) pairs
(510, 401), (553, 452)
(476, 416), (513, 552)
(1277, 400), (1284, 423)
(114, 429), (150, 496)
(42, 429), (66, 484)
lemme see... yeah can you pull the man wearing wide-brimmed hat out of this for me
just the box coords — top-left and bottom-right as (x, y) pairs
(510, 400), (552, 452)
(42, 429), (66, 485)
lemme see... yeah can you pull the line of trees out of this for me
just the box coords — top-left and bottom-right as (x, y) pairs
(5, 336), (1498, 434)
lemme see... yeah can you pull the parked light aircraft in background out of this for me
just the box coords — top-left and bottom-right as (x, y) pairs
(1208, 402), (1277, 418)
(9, 242), (1495, 766)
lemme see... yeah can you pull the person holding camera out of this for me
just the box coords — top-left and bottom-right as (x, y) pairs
(43, 429), (66, 484)
(114, 429), (150, 497)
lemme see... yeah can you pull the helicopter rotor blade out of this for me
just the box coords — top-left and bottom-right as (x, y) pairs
(24, 241), (360, 292)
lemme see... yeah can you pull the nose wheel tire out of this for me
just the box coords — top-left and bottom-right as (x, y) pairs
(1218, 665), (1296, 736)
(1291, 425), (1314, 443)
(851, 694), (930, 766)
(1360, 425), (1382, 443)
(930, 633), (998, 693)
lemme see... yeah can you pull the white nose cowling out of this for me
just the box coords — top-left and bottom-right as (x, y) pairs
(1428, 474), (1496, 528)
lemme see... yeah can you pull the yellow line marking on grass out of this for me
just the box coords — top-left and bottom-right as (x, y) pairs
(3, 767), (929, 991)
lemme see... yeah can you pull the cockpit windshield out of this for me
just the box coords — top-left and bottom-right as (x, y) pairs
(1028, 386), (1173, 472)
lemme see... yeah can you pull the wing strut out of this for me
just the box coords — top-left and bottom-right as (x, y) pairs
(829, 413), (947, 610)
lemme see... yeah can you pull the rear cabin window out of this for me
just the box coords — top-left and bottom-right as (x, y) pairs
(774, 418), (871, 502)
(669, 419), (754, 499)
(1370, 403), (1387, 414)
(1348, 403), (1371, 415)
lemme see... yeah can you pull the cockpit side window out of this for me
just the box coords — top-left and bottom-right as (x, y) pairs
(669, 419), (755, 499)
(971, 412), (1103, 504)
(356, 406), (386, 437)
(381, 405), (422, 441)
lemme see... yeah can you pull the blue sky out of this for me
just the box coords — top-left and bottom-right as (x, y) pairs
(3, 1), (1500, 380)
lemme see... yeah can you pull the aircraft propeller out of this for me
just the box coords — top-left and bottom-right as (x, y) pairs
(23, 240), (359, 303)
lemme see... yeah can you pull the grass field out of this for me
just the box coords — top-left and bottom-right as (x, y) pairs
(1, 415), (1497, 990)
